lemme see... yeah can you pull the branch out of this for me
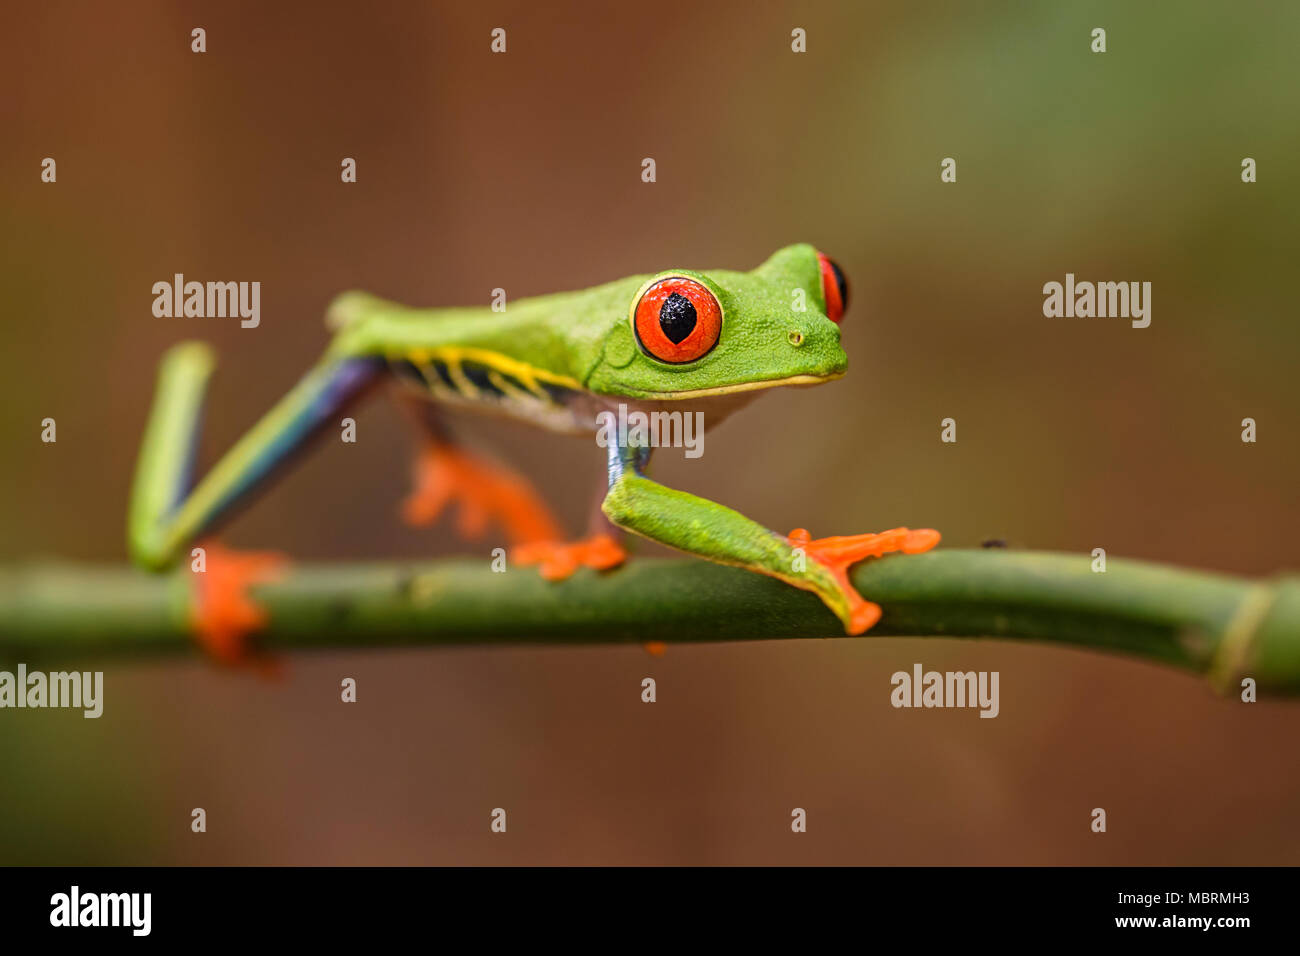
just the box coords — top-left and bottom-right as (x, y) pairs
(0, 550), (1297, 693)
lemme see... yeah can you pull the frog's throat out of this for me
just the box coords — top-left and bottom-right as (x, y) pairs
(629, 371), (844, 400)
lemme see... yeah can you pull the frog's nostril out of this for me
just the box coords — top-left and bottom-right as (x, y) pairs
(787, 329), (805, 347)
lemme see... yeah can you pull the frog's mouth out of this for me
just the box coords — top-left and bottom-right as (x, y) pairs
(642, 371), (845, 400)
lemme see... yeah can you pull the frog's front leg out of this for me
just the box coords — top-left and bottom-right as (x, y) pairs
(396, 395), (563, 545)
(598, 441), (939, 635)
(395, 396), (626, 577)
(406, 438), (626, 577)
(508, 480), (628, 580)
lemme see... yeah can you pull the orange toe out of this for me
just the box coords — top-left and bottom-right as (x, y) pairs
(902, 528), (941, 554)
(790, 526), (940, 635)
(513, 533), (627, 582)
(191, 541), (286, 670)
(403, 444), (562, 546)
(849, 601), (883, 634)
(792, 526), (941, 567)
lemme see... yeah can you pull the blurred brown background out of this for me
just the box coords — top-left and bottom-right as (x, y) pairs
(1, 0), (1297, 864)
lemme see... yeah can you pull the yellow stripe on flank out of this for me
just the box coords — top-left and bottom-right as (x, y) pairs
(444, 357), (478, 399)
(394, 346), (581, 401)
(487, 368), (538, 404)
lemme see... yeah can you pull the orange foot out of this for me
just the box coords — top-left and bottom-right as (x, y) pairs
(403, 443), (562, 546)
(788, 526), (940, 635)
(191, 541), (287, 673)
(512, 533), (627, 581)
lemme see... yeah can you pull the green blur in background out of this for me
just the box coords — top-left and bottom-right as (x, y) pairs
(0, 0), (1297, 863)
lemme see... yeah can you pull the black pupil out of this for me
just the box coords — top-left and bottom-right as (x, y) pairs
(829, 259), (849, 310)
(659, 292), (697, 344)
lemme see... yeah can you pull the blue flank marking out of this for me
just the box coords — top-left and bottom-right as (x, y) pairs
(207, 357), (382, 523)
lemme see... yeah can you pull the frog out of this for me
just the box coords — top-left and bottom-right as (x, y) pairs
(127, 243), (939, 662)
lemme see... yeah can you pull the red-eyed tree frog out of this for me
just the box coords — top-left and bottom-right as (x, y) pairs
(128, 244), (939, 662)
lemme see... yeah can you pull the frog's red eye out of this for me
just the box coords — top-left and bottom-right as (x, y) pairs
(817, 252), (849, 323)
(633, 277), (723, 364)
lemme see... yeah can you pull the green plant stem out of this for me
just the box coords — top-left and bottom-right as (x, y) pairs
(0, 550), (1297, 692)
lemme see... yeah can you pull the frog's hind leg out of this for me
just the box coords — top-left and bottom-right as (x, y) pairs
(130, 343), (386, 667)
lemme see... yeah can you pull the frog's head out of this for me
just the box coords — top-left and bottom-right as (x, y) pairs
(585, 243), (850, 400)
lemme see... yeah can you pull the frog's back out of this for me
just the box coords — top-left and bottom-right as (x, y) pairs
(324, 277), (643, 433)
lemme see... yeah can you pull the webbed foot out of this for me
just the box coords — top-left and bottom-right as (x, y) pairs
(788, 526), (940, 634)
(190, 540), (287, 673)
(512, 533), (627, 581)
(403, 442), (563, 546)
